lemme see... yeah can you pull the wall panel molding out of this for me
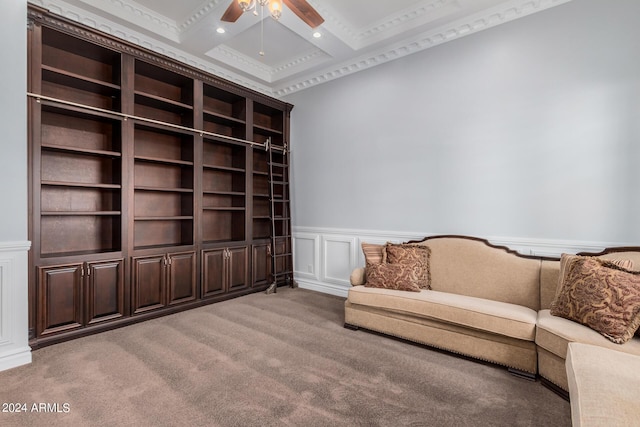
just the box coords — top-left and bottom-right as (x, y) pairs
(0, 241), (32, 372)
(293, 226), (633, 297)
(321, 235), (357, 286)
(292, 233), (320, 281)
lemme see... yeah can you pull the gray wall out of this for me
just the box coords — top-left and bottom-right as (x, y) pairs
(0, 0), (28, 243)
(285, 0), (640, 244)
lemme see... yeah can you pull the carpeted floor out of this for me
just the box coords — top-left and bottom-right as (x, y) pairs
(0, 288), (570, 426)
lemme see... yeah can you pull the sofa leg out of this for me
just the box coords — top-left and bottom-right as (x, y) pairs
(508, 368), (536, 382)
(344, 323), (359, 331)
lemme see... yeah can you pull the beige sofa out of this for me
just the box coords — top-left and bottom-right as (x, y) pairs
(345, 235), (640, 392)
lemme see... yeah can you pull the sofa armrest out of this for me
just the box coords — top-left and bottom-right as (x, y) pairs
(350, 267), (365, 286)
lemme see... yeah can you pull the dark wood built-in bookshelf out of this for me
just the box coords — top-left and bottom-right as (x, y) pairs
(27, 5), (294, 348)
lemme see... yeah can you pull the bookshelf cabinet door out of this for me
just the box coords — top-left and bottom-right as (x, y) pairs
(252, 243), (270, 288)
(38, 264), (84, 336)
(132, 255), (166, 314)
(202, 249), (226, 298)
(167, 251), (196, 305)
(227, 246), (248, 291)
(86, 259), (125, 325)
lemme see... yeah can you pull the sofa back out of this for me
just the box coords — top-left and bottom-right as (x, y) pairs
(411, 236), (542, 311)
(540, 249), (640, 310)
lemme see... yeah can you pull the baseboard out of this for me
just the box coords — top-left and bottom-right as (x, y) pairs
(296, 278), (348, 298)
(0, 347), (32, 372)
(0, 240), (32, 372)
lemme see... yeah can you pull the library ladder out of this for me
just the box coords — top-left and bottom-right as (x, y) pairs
(265, 140), (296, 294)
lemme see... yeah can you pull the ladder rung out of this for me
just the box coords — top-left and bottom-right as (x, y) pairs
(271, 181), (288, 185)
(269, 162), (286, 167)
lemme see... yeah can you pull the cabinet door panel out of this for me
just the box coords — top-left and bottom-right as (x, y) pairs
(202, 249), (225, 298)
(228, 246), (248, 291)
(38, 264), (83, 336)
(168, 251), (196, 305)
(132, 255), (166, 314)
(86, 259), (125, 324)
(252, 243), (270, 287)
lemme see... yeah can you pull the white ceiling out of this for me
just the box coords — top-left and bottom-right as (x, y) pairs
(31, 0), (572, 97)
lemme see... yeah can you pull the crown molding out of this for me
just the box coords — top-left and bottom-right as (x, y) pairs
(65, 0), (181, 41)
(313, 0), (458, 51)
(178, 0), (225, 32)
(271, 48), (327, 77)
(274, 0), (573, 96)
(104, 0), (180, 34)
(356, 0), (455, 42)
(208, 45), (273, 81)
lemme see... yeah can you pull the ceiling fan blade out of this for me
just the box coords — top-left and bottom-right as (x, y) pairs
(283, 0), (325, 28)
(221, 1), (243, 22)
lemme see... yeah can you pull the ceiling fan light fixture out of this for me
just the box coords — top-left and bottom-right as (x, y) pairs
(269, 0), (283, 20)
(238, 0), (254, 12)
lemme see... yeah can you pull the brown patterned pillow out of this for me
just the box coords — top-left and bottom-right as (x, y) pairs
(556, 254), (634, 299)
(385, 243), (431, 289)
(364, 263), (421, 292)
(550, 255), (640, 344)
(361, 242), (386, 265)
(558, 254), (633, 289)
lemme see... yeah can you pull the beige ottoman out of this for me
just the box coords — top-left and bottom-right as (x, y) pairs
(566, 342), (640, 426)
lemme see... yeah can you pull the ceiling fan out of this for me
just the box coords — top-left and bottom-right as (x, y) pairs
(221, 0), (325, 29)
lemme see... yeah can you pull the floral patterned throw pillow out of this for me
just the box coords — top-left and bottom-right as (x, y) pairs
(550, 255), (640, 344)
(385, 243), (431, 289)
(364, 263), (421, 292)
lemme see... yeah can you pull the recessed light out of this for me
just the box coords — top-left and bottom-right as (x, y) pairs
(312, 31), (322, 38)
(216, 27), (226, 34)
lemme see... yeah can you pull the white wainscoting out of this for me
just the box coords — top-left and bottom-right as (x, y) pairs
(0, 241), (32, 372)
(292, 227), (630, 298)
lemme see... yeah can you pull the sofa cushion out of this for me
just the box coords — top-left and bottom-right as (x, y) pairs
(385, 243), (431, 289)
(566, 343), (640, 427)
(347, 286), (537, 341)
(536, 310), (640, 359)
(550, 256), (640, 344)
(362, 242), (386, 265)
(364, 263), (421, 292)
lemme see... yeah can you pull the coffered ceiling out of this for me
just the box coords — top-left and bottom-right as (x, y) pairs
(30, 0), (572, 97)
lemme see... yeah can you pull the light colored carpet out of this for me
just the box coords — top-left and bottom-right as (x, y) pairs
(0, 288), (570, 426)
